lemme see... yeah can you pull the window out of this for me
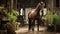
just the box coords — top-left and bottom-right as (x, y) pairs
(56, 0), (59, 7)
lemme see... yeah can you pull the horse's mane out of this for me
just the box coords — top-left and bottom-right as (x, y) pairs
(35, 3), (41, 12)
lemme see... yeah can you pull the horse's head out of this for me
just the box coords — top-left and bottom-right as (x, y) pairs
(39, 1), (45, 9)
(35, 1), (45, 13)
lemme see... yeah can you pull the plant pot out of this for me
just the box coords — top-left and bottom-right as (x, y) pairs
(47, 25), (54, 32)
(6, 23), (16, 34)
(56, 25), (60, 32)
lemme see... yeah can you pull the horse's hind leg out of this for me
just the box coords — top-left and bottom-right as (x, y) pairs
(28, 18), (32, 31)
(37, 20), (39, 31)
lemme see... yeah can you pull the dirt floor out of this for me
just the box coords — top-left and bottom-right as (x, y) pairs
(15, 25), (59, 34)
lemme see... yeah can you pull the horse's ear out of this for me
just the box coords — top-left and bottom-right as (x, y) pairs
(38, 3), (40, 5)
(38, 3), (41, 6)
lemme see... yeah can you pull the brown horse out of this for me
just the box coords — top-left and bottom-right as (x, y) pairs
(28, 2), (45, 31)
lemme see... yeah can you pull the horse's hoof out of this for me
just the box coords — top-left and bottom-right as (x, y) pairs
(28, 30), (31, 32)
(37, 30), (39, 32)
(38, 31), (39, 32)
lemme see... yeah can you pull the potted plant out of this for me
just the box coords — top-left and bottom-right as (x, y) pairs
(3, 9), (19, 34)
(44, 10), (53, 32)
(53, 12), (60, 32)
(44, 10), (53, 26)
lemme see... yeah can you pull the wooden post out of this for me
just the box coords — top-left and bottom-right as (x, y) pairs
(14, 0), (17, 10)
(46, 0), (54, 11)
(10, 0), (13, 13)
(16, 0), (17, 10)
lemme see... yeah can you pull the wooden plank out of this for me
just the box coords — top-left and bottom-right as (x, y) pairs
(0, 30), (7, 34)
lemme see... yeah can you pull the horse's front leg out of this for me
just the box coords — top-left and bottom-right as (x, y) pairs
(31, 19), (35, 31)
(37, 18), (41, 31)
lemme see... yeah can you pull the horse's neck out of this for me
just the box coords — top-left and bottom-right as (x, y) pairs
(34, 8), (40, 14)
(35, 3), (40, 13)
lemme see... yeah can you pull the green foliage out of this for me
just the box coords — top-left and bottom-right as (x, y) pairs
(12, 10), (19, 16)
(8, 10), (19, 24)
(44, 10), (53, 26)
(53, 13), (60, 25)
(3, 9), (19, 24)
(45, 10), (60, 26)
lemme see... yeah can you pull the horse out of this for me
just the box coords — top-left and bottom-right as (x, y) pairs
(28, 2), (45, 31)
